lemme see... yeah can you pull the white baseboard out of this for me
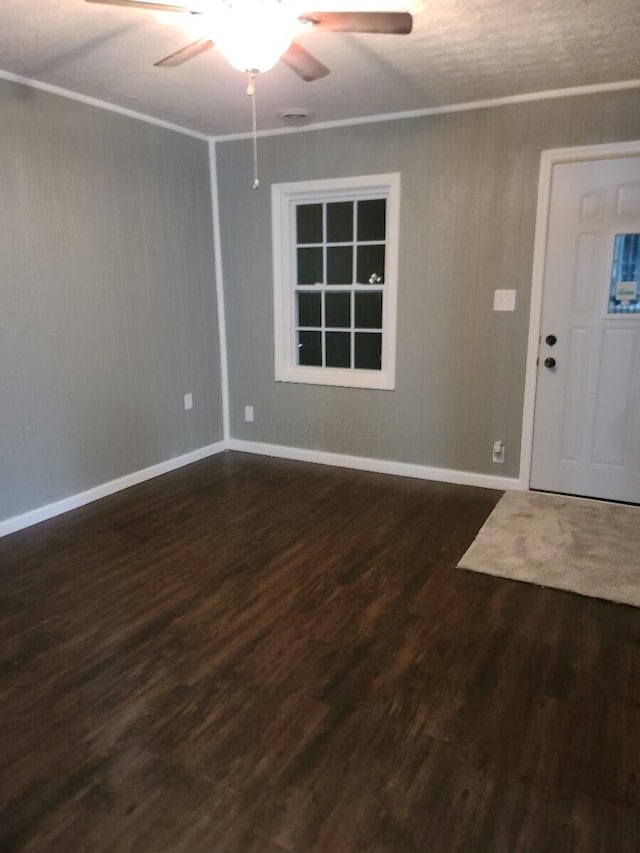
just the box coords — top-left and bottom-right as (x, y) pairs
(227, 439), (521, 492)
(0, 441), (227, 538)
(2, 438), (520, 539)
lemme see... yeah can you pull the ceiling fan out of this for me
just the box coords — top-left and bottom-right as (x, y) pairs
(85, 0), (413, 81)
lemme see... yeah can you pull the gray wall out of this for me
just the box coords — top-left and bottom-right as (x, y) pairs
(0, 79), (222, 521)
(217, 89), (640, 478)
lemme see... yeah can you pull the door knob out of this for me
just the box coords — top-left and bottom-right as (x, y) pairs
(545, 334), (557, 346)
(544, 357), (556, 369)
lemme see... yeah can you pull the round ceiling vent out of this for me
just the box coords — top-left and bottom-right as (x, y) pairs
(278, 108), (313, 127)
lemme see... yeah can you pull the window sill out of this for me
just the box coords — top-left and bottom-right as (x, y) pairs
(275, 365), (395, 390)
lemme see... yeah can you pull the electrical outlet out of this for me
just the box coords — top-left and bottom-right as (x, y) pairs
(493, 289), (517, 312)
(492, 440), (505, 463)
(184, 393), (193, 411)
(244, 405), (254, 423)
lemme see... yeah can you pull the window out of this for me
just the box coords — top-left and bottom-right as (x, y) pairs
(608, 233), (640, 314)
(272, 174), (400, 390)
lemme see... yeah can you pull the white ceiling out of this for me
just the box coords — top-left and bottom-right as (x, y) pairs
(0, 0), (638, 137)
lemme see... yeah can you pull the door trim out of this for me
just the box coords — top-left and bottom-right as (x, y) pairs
(519, 139), (640, 491)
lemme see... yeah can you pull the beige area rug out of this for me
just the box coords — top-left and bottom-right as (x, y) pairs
(458, 490), (640, 607)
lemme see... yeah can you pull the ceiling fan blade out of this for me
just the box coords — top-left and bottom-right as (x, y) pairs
(300, 11), (412, 35)
(85, 0), (195, 12)
(281, 41), (330, 82)
(154, 38), (214, 67)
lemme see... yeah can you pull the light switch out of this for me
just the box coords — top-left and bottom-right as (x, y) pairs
(493, 289), (517, 312)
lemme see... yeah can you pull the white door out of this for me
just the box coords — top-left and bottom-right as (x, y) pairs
(530, 155), (640, 504)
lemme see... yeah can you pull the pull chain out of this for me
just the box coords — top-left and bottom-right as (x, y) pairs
(247, 71), (260, 189)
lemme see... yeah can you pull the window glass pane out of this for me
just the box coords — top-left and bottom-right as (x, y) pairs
(355, 292), (383, 329)
(298, 330), (322, 366)
(325, 292), (351, 328)
(326, 332), (351, 368)
(354, 332), (382, 370)
(357, 244), (385, 284)
(297, 247), (323, 285)
(357, 199), (386, 241)
(327, 246), (353, 284)
(609, 233), (640, 314)
(296, 204), (323, 244)
(327, 202), (353, 243)
(298, 292), (321, 327)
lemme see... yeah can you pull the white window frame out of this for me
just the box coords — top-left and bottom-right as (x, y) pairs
(271, 173), (400, 390)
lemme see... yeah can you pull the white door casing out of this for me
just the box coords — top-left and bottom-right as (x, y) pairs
(529, 153), (640, 503)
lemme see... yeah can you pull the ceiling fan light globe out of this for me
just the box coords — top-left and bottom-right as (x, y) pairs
(213, 0), (297, 73)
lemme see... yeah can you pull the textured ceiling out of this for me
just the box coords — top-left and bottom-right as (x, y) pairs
(0, 0), (638, 136)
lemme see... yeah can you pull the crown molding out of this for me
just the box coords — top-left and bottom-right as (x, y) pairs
(2, 67), (638, 147)
(0, 69), (209, 140)
(212, 79), (640, 142)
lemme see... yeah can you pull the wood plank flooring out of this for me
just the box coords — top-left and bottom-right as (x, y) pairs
(1, 452), (639, 852)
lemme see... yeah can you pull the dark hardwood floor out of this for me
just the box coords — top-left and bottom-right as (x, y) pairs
(1, 452), (639, 852)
